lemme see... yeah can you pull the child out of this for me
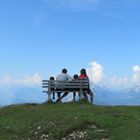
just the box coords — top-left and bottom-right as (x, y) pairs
(73, 74), (79, 101)
(50, 76), (55, 100)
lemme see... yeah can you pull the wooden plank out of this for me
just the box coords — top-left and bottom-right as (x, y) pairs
(43, 90), (88, 92)
(42, 90), (88, 92)
(42, 82), (89, 85)
(64, 82), (88, 84)
(42, 80), (89, 83)
(42, 86), (88, 88)
(42, 84), (88, 86)
(42, 84), (89, 86)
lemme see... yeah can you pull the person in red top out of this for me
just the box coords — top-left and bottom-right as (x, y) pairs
(79, 68), (94, 104)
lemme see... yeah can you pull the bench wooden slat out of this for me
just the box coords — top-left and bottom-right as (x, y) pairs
(42, 89), (88, 93)
(42, 86), (89, 88)
(42, 86), (88, 88)
(43, 83), (89, 86)
(42, 83), (88, 85)
(43, 89), (88, 92)
(42, 80), (89, 83)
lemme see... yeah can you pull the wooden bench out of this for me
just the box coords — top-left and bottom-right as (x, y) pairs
(42, 80), (89, 102)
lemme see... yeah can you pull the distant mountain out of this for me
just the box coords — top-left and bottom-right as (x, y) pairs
(1, 84), (140, 107)
(0, 86), (47, 106)
(126, 84), (140, 93)
(92, 83), (140, 105)
(123, 84), (140, 105)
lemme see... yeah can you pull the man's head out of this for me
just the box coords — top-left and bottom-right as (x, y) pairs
(62, 68), (67, 74)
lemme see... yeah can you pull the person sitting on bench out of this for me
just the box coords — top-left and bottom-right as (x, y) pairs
(56, 68), (72, 103)
(73, 74), (80, 101)
(79, 68), (94, 104)
(49, 76), (55, 100)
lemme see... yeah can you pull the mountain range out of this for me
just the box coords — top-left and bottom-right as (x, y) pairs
(0, 86), (47, 107)
(0, 84), (140, 107)
(93, 84), (140, 105)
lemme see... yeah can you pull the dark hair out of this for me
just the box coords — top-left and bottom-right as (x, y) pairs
(80, 68), (87, 76)
(50, 76), (55, 80)
(73, 74), (78, 79)
(62, 68), (67, 74)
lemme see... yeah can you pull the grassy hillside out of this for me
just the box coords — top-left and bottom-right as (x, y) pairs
(0, 103), (140, 140)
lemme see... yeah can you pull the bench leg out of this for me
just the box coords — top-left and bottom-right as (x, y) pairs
(79, 91), (82, 102)
(48, 92), (52, 102)
(73, 92), (76, 102)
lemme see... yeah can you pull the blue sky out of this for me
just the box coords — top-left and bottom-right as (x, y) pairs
(0, 0), (140, 86)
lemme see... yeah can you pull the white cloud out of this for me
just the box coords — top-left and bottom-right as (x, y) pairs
(86, 61), (140, 89)
(0, 76), (13, 85)
(45, 0), (102, 11)
(1, 64), (140, 90)
(19, 73), (41, 85)
(132, 65), (140, 83)
(107, 65), (140, 89)
(0, 73), (41, 86)
(86, 61), (105, 84)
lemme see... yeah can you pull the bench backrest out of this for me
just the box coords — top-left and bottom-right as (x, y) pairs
(42, 80), (89, 92)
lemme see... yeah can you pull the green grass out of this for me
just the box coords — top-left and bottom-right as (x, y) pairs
(0, 102), (140, 140)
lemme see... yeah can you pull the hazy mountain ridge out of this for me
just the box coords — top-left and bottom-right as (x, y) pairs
(0, 84), (140, 106)
(0, 86), (47, 106)
(93, 83), (140, 105)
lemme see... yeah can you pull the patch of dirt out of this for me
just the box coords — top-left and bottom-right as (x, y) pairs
(61, 123), (110, 140)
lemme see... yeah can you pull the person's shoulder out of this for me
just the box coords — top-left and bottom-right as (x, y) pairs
(67, 74), (72, 77)
(66, 73), (71, 76)
(56, 74), (62, 78)
(79, 75), (89, 80)
(66, 74), (72, 79)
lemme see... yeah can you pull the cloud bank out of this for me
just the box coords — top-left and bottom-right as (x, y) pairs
(132, 65), (140, 83)
(0, 73), (44, 106)
(1, 62), (140, 90)
(87, 61), (140, 89)
(87, 61), (105, 84)
(0, 73), (41, 86)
